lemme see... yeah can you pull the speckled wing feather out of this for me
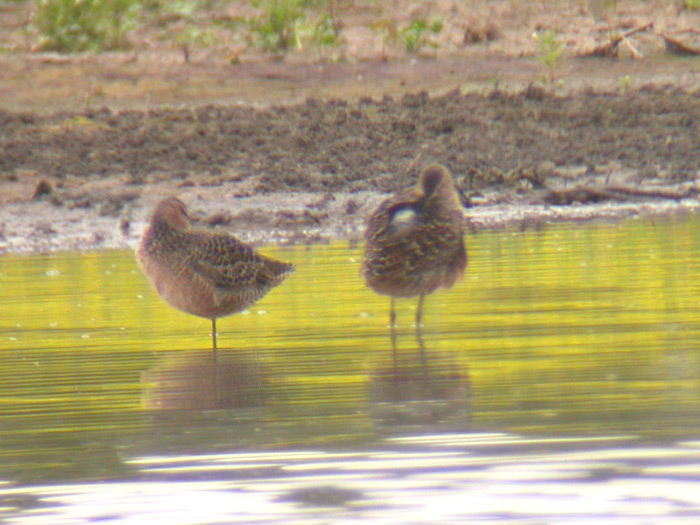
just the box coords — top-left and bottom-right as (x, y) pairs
(187, 232), (290, 290)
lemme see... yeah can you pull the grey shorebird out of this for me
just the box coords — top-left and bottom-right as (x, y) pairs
(137, 197), (294, 352)
(363, 165), (467, 345)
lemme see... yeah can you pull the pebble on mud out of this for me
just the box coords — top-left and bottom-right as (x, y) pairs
(32, 179), (54, 200)
(202, 211), (232, 227)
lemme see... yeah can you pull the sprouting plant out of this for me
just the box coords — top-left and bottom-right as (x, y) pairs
(33, 0), (141, 52)
(309, 14), (339, 48)
(176, 25), (214, 62)
(487, 73), (502, 94)
(373, 18), (398, 56)
(247, 0), (338, 53)
(246, 0), (340, 54)
(247, 0), (307, 52)
(599, 0), (619, 50)
(533, 30), (563, 85)
(397, 18), (443, 54)
(618, 75), (631, 93)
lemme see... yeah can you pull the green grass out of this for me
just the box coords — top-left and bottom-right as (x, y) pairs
(246, 0), (340, 54)
(375, 17), (443, 55)
(31, 0), (341, 56)
(34, 0), (141, 52)
(398, 18), (443, 54)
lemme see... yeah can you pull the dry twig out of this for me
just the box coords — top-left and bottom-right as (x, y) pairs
(582, 22), (653, 58)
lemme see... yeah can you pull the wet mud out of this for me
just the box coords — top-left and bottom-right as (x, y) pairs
(1, 84), (700, 252)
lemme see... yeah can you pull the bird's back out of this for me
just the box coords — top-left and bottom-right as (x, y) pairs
(363, 167), (466, 298)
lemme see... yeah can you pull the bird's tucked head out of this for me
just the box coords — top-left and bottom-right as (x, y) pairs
(419, 164), (461, 208)
(151, 197), (190, 231)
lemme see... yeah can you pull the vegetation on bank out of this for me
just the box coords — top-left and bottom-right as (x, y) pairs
(1, 0), (697, 86)
(24, 0), (445, 56)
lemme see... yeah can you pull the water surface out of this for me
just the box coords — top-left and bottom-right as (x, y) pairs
(1, 215), (700, 522)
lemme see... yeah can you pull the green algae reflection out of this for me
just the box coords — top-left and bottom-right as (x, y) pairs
(1, 215), (700, 482)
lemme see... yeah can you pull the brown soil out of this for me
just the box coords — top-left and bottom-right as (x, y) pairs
(1, 1), (700, 253)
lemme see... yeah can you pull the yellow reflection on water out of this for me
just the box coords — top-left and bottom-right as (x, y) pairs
(1, 215), (700, 481)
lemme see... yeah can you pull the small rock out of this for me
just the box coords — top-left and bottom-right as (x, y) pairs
(119, 217), (130, 237)
(233, 208), (271, 226)
(536, 161), (557, 180)
(203, 211), (232, 227)
(307, 192), (335, 210)
(345, 198), (360, 215)
(32, 179), (53, 200)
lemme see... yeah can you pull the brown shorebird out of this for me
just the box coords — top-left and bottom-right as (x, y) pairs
(363, 165), (467, 346)
(137, 197), (294, 352)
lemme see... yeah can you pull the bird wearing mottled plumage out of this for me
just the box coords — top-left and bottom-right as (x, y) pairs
(137, 197), (294, 352)
(363, 164), (467, 342)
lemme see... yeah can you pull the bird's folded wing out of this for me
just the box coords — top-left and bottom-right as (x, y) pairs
(188, 235), (262, 289)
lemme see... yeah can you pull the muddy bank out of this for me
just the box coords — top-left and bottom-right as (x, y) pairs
(1, 86), (700, 253)
(2, 190), (698, 254)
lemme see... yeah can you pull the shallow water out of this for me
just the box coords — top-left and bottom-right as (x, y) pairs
(1, 215), (700, 523)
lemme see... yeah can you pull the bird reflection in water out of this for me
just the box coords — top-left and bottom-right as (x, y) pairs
(141, 349), (267, 410)
(368, 335), (471, 433)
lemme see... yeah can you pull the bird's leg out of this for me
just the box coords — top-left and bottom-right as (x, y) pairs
(415, 293), (427, 377)
(208, 318), (221, 403)
(390, 297), (397, 372)
(416, 321), (427, 378)
(211, 318), (221, 401)
(416, 292), (425, 328)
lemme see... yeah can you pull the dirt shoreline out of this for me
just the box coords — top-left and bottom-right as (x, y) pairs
(3, 79), (700, 254)
(3, 7), (700, 256)
(2, 175), (699, 255)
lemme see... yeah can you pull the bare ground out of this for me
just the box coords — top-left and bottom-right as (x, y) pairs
(1, 1), (700, 253)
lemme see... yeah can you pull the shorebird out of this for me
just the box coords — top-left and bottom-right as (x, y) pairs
(137, 197), (294, 352)
(363, 165), (467, 345)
